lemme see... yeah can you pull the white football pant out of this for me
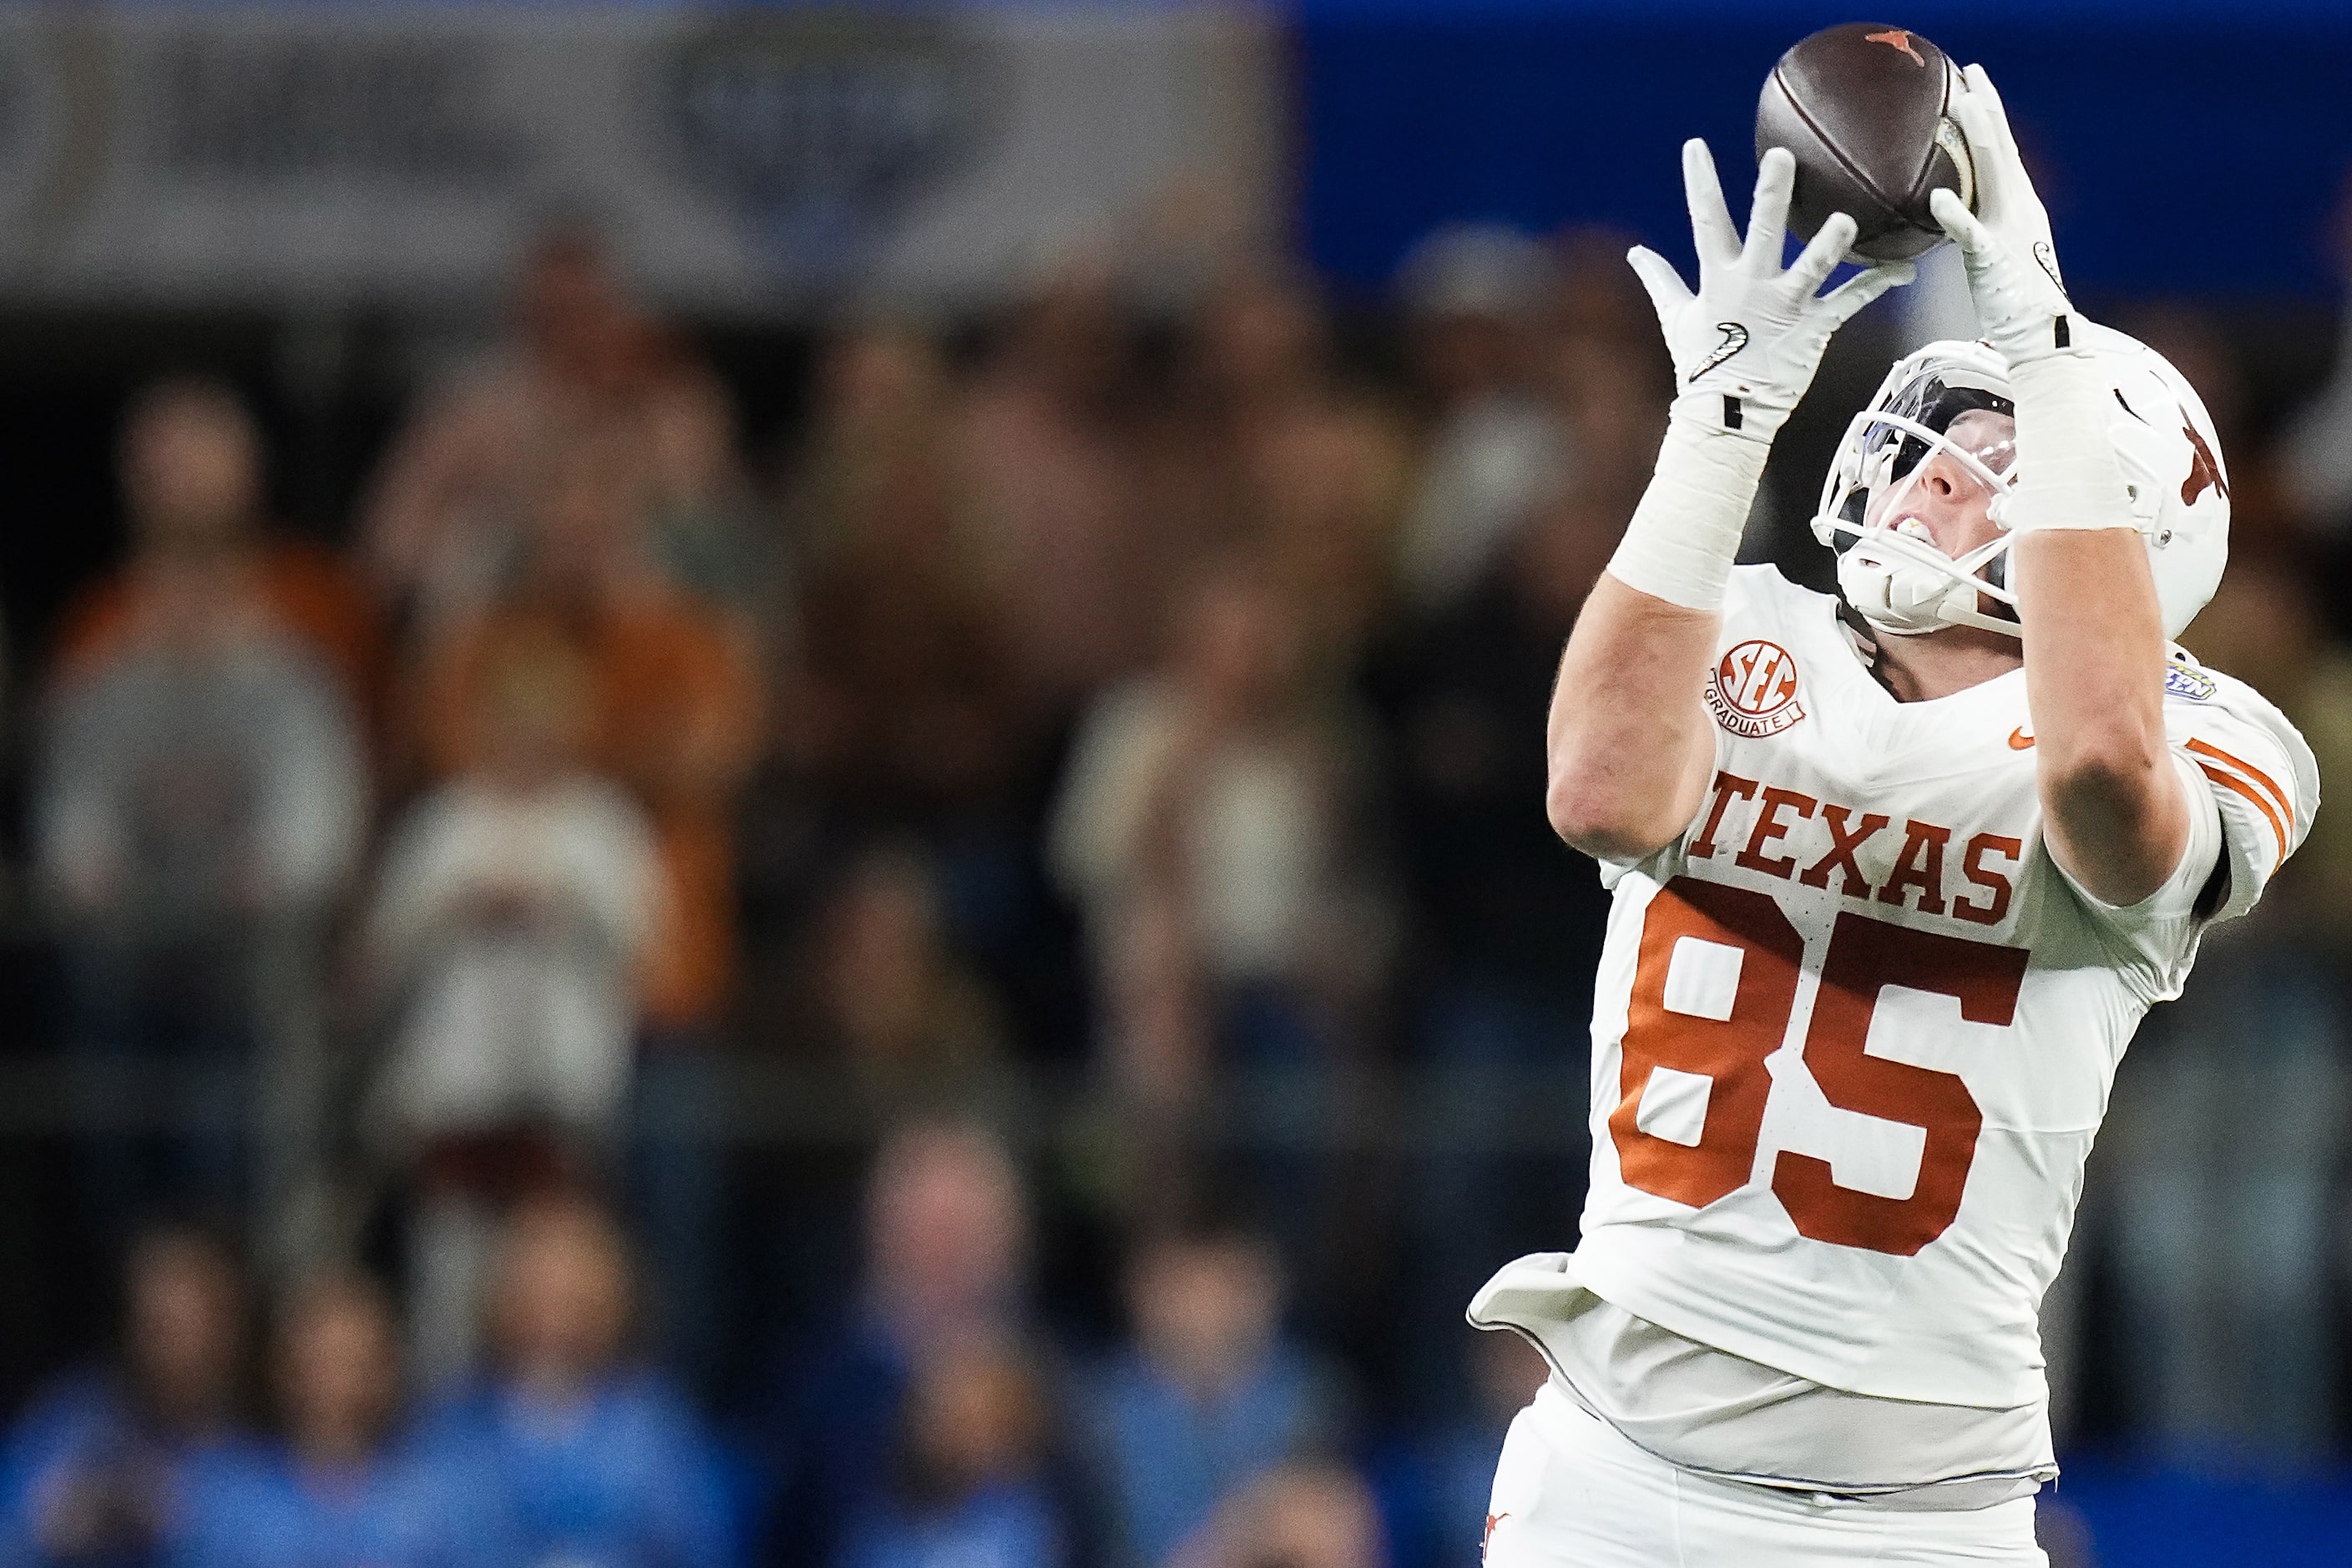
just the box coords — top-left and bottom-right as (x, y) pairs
(1484, 1384), (2049, 1567)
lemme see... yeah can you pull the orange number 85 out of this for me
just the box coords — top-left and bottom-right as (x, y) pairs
(1608, 878), (2030, 1257)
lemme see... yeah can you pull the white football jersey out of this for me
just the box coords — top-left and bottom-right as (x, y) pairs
(1475, 564), (2317, 1409)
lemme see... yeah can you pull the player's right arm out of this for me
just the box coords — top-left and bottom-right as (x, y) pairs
(1545, 143), (1910, 861)
(1543, 577), (1720, 859)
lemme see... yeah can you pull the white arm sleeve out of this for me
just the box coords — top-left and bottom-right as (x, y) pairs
(2003, 351), (2137, 534)
(1603, 397), (1773, 612)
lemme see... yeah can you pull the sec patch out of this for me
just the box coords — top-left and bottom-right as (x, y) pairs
(1708, 639), (1807, 737)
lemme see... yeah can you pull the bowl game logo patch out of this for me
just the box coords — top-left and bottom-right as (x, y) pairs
(2164, 656), (2217, 702)
(1708, 639), (1807, 736)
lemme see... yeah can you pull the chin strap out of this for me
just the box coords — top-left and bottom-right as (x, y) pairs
(1835, 529), (2023, 640)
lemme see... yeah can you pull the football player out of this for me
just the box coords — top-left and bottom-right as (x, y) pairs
(1471, 65), (2317, 1567)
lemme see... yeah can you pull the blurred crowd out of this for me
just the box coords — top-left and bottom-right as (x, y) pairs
(0, 202), (2347, 1566)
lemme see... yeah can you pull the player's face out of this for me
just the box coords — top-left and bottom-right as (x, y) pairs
(1862, 408), (2017, 562)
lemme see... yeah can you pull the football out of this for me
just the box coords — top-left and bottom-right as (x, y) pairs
(1755, 23), (1975, 263)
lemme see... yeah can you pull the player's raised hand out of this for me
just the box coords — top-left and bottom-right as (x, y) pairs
(1930, 64), (2073, 362)
(1627, 140), (1913, 441)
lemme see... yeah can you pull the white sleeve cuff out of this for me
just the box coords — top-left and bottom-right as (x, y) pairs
(2002, 351), (2138, 534)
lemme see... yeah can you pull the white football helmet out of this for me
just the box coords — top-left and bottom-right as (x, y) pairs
(1812, 323), (2230, 639)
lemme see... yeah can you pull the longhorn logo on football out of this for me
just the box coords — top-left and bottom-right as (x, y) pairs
(1864, 28), (1925, 65)
(1707, 639), (1807, 736)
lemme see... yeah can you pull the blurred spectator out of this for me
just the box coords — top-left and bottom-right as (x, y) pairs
(0, 1227), (248, 1565)
(1368, 1331), (1545, 1568)
(1079, 1221), (1345, 1568)
(169, 1271), (513, 1568)
(2093, 561), (2352, 1459)
(1362, 483), (1623, 1414)
(414, 433), (760, 1041)
(1531, 233), (1672, 518)
(778, 326), (956, 566)
(957, 261), (1156, 711)
(1051, 559), (1384, 1101)
(2282, 345), (2352, 535)
(2099, 928), (2347, 1459)
(1051, 559), (1387, 1287)
(365, 634), (664, 1387)
(36, 388), (368, 1245)
(748, 326), (1053, 1065)
(54, 379), (387, 747)
(412, 1196), (736, 1567)
(362, 225), (743, 637)
(2278, 179), (2352, 547)
(762, 1122), (1032, 1568)
(1252, 406), (1414, 678)
(1390, 224), (1568, 619)
(412, 431), (761, 1385)
(1168, 1463), (1386, 1568)
(772, 329), (1034, 827)
(784, 845), (1006, 1106)
(2114, 305), (2297, 557)
(836, 1337), (1065, 1568)
(637, 333), (773, 620)
(1149, 269), (1409, 669)
(34, 555), (366, 941)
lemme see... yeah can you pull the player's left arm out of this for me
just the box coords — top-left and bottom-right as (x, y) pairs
(1934, 65), (2193, 905)
(2014, 533), (2190, 903)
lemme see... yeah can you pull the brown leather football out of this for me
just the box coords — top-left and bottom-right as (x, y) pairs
(1755, 23), (1974, 262)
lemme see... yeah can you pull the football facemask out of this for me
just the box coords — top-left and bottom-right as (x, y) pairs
(1812, 328), (2232, 640)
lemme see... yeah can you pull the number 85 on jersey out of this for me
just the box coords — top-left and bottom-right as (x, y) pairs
(1608, 877), (2030, 1259)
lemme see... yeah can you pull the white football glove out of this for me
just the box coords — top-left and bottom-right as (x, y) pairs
(1930, 64), (2077, 365)
(1628, 140), (1914, 443)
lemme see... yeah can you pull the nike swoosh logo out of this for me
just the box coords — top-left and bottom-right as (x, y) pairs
(1691, 321), (1749, 380)
(2031, 240), (2068, 302)
(2009, 727), (2035, 750)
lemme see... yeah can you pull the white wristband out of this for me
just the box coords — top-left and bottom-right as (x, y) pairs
(1983, 308), (2088, 372)
(1604, 394), (1771, 612)
(2002, 350), (2137, 533)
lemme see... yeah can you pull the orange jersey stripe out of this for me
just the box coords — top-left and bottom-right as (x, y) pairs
(2198, 762), (2288, 865)
(2185, 737), (2294, 831)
